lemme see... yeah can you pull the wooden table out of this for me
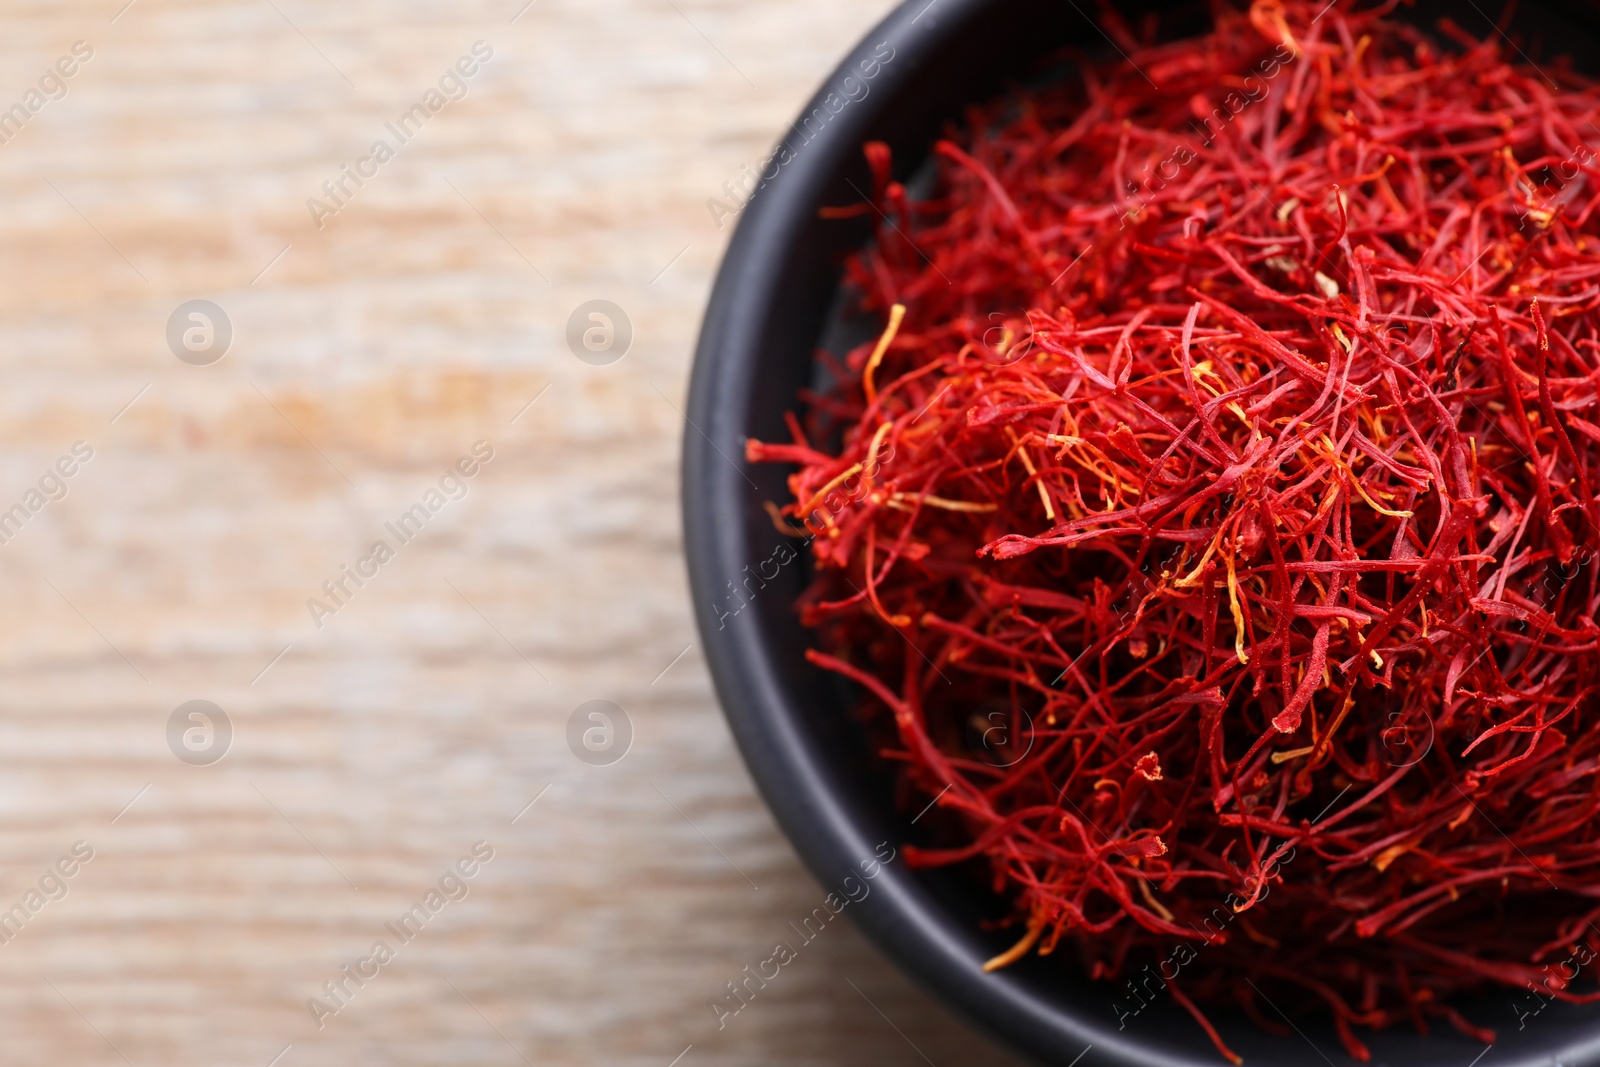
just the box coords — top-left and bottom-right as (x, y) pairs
(0, 0), (1030, 1063)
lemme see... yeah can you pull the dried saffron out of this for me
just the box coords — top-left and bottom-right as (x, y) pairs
(748, 0), (1600, 1059)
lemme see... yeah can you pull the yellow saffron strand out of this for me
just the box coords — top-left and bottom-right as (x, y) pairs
(1226, 544), (1250, 664)
(862, 303), (907, 405)
(982, 908), (1049, 972)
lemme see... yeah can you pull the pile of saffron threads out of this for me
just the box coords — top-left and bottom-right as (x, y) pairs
(748, 0), (1600, 1060)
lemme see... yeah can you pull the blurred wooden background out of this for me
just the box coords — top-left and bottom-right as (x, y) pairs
(0, 0), (1031, 1064)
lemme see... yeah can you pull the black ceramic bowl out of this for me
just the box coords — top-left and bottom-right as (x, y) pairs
(683, 2), (1600, 1064)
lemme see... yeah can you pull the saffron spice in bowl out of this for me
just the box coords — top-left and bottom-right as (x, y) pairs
(748, 1), (1600, 1060)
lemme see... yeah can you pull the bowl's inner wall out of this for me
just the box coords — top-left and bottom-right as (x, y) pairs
(708, 1), (1600, 1063)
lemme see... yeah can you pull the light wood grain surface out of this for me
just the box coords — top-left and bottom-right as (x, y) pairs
(0, 1), (1031, 1064)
